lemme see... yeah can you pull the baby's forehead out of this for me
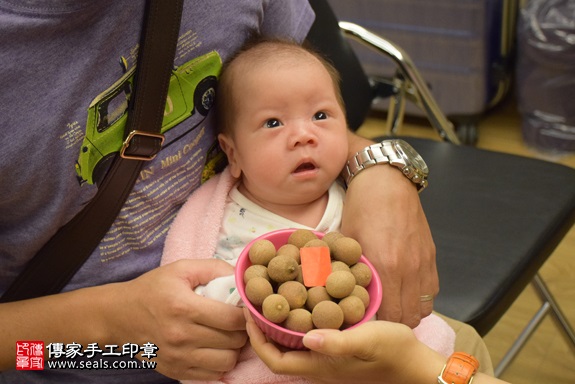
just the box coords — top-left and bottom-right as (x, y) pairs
(233, 44), (320, 71)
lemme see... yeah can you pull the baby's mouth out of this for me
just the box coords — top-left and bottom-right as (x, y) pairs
(293, 161), (317, 173)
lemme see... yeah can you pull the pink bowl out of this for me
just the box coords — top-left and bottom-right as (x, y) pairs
(235, 228), (383, 350)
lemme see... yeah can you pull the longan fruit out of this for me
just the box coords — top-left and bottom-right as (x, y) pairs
(312, 300), (344, 329)
(332, 237), (362, 266)
(322, 231), (345, 254)
(350, 262), (372, 287)
(325, 270), (356, 299)
(248, 239), (277, 266)
(245, 276), (273, 306)
(338, 295), (366, 326)
(267, 255), (299, 283)
(277, 243), (301, 263)
(284, 308), (314, 333)
(277, 281), (307, 309)
(262, 294), (290, 323)
(243, 264), (269, 283)
(287, 229), (317, 248)
(303, 239), (329, 249)
(295, 264), (304, 284)
(305, 286), (331, 311)
(331, 260), (351, 273)
(350, 285), (370, 309)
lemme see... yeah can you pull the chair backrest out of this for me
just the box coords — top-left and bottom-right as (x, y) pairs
(306, 0), (374, 131)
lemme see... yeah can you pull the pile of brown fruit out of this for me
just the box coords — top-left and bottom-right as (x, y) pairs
(243, 229), (373, 333)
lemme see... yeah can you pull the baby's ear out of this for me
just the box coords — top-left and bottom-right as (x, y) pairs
(218, 133), (242, 178)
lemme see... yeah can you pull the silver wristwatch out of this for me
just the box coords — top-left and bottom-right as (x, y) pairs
(342, 139), (429, 192)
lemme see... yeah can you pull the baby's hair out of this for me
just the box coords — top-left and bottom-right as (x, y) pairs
(215, 36), (346, 135)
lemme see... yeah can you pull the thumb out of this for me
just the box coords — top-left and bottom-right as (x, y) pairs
(173, 259), (235, 287)
(302, 329), (361, 358)
(303, 322), (385, 361)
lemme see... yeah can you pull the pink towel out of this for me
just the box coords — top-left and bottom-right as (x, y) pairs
(162, 168), (455, 383)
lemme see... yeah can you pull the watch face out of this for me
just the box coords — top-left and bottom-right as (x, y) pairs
(396, 141), (429, 175)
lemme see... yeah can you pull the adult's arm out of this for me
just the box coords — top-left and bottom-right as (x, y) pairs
(0, 259), (247, 381)
(246, 311), (508, 384)
(342, 131), (438, 327)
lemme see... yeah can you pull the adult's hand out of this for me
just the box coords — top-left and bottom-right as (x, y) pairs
(246, 310), (508, 384)
(246, 311), (442, 384)
(114, 259), (248, 380)
(342, 132), (438, 328)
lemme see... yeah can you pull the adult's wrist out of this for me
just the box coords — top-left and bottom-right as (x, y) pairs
(343, 158), (419, 195)
(398, 340), (447, 384)
(437, 352), (480, 384)
(88, 282), (128, 343)
(342, 139), (428, 192)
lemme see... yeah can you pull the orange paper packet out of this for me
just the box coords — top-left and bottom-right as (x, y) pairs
(300, 246), (332, 287)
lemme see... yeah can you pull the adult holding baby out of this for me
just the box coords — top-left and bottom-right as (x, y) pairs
(0, 1), (438, 383)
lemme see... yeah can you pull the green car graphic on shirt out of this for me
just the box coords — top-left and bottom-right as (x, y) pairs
(75, 50), (222, 185)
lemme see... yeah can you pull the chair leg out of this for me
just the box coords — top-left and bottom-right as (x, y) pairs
(494, 300), (550, 377)
(493, 273), (575, 377)
(386, 78), (406, 135)
(532, 273), (575, 347)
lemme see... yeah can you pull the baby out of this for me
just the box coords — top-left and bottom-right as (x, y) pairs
(162, 38), (454, 384)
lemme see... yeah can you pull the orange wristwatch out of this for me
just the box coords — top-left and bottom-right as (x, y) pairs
(437, 352), (480, 384)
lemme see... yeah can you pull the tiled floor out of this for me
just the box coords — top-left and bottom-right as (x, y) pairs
(356, 96), (575, 383)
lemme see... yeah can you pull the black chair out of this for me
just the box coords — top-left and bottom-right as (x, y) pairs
(306, 0), (575, 376)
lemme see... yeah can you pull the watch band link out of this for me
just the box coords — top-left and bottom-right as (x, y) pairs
(343, 142), (391, 185)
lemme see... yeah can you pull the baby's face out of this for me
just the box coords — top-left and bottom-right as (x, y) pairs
(221, 53), (348, 208)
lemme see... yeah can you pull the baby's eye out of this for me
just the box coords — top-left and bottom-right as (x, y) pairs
(313, 111), (327, 121)
(264, 118), (282, 128)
